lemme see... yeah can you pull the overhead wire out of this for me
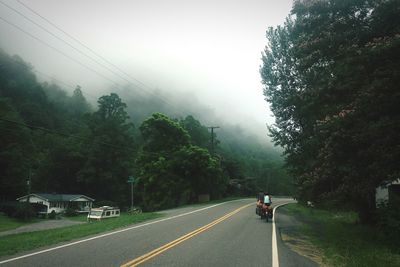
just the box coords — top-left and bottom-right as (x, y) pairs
(12, 0), (191, 114)
(0, 0), (147, 92)
(0, 118), (177, 157)
(0, 15), (121, 86)
(16, 0), (157, 92)
(0, 117), (136, 152)
(5, 56), (177, 137)
(32, 68), (101, 101)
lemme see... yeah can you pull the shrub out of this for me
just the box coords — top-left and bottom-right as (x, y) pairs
(377, 199), (400, 245)
(12, 203), (35, 220)
(0, 201), (19, 217)
(48, 210), (57, 219)
(64, 207), (77, 217)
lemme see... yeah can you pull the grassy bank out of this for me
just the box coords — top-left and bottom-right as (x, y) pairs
(280, 204), (400, 267)
(0, 212), (161, 258)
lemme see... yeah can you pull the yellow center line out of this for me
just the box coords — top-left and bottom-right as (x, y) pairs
(120, 203), (252, 267)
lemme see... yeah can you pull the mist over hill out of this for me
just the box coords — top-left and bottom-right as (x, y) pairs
(0, 49), (293, 209)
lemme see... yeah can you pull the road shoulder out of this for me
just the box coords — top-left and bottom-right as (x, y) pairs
(275, 204), (321, 267)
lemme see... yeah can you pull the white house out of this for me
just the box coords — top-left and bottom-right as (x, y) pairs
(17, 193), (94, 214)
(376, 179), (400, 206)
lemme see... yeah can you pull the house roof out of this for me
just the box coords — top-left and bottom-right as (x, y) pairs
(17, 193), (95, 202)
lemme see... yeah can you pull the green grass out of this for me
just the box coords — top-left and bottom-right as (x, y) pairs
(281, 204), (400, 267)
(64, 214), (89, 222)
(0, 212), (162, 257)
(0, 213), (39, 232)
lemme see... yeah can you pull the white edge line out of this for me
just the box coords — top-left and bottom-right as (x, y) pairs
(272, 201), (295, 267)
(0, 199), (244, 265)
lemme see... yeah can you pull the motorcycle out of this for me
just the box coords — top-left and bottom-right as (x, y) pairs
(260, 203), (273, 222)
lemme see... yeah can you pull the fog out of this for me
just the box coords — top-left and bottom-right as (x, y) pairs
(0, 0), (293, 144)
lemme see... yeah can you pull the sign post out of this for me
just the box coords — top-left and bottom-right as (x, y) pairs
(127, 176), (135, 210)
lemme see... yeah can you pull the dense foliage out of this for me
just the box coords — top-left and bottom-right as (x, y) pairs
(0, 49), (291, 212)
(261, 0), (400, 223)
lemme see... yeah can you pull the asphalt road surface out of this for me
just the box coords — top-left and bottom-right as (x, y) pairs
(0, 198), (317, 267)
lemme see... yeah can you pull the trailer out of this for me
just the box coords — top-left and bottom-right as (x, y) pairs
(87, 206), (120, 221)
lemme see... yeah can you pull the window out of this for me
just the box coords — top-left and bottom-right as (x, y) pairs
(106, 211), (110, 216)
(89, 210), (102, 216)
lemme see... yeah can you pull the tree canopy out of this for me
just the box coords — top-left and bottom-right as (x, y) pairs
(261, 0), (400, 223)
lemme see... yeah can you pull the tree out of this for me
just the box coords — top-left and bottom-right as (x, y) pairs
(172, 145), (225, 200)
(139, 113), (190, 153)
(136, 113), (225, 210)
(0, 98), (33, 200)
(261, 0), (400, 223)
(78, 93), (135, 205)
(69, 86), (91, 116)
(179, 115), (210, 149)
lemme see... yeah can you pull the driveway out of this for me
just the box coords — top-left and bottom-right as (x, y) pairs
(0, 217), (85, 237)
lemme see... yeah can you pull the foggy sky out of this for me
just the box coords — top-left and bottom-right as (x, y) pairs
(0, 0), (293, 142)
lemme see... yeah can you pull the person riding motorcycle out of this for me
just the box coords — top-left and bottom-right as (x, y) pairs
(264, 192), (272, 206)
(262, 192), (273, 220)
(256, 192), (264, 215)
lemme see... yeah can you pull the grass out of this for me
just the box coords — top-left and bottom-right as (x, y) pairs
(0, 212), (162, 258)
(280, 204), (400, 267)
(65, 214), (89, 222)
(0, 213), (39, 232)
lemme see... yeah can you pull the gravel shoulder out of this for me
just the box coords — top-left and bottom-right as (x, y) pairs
(276, 206), (323, 266)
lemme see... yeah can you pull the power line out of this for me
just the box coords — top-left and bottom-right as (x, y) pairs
(0, 1), (135, 87)
(32, 68), (99, 101)
(0, 118), (177, 158)
(0, 117), (136, 152)
(1, 1), (194, 117)
(7, 56), (185, 127)
(16, 0), (155, 92)
(12, 0), (189, 112)
(0, 15), (121, 86)
(0, 0), (145, 90)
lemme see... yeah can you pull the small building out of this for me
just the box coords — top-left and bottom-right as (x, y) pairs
(376, 179), (400, 206)
(17, 193), (94, 214)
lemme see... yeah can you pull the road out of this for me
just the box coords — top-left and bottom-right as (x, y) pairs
(0, 198), (317, 266)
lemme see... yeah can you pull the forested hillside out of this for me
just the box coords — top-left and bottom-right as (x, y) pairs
(261, 0), (399, 224)
(0, 50), (291, 211)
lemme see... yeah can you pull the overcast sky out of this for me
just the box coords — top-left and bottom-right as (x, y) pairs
(0, 0), (293, 141)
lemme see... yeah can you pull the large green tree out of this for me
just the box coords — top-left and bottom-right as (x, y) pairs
(78, 93), (136, 205)
(179, 115), (210, 149)
(0, 98), (33, 200)
(136, 113), (224, 210)
(261, 0), (400, 223)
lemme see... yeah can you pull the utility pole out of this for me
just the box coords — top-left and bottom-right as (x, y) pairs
(207, 126), (220, 155)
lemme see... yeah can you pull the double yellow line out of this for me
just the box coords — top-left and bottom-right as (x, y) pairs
(121, 203), (252, 267)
